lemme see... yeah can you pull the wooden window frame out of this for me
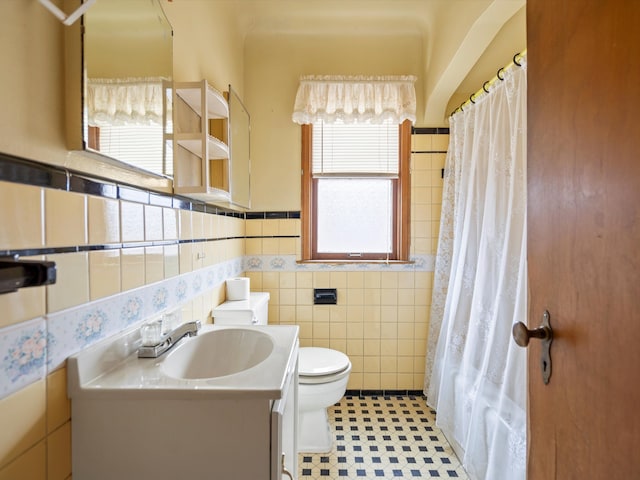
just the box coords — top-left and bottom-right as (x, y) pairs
(301, 119), (411, 262)
(87, 125), (100, 151)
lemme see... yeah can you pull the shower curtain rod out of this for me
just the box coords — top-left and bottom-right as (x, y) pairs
(450, 48), (527, 117)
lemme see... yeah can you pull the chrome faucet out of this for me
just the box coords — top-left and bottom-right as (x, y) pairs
(138, 320), (201, 358)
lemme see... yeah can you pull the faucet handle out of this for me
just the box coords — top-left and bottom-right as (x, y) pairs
(189, 320), (202, 336)
(140, 319), (164, 346)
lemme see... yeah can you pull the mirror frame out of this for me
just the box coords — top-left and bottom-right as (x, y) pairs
(227, 85), (251, 209)
(63, 0), (173, 193)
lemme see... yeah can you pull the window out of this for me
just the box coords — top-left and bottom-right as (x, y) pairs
(85, 77), (172, 177)
(301, 119), (411, 261)
(88, 124), (173, 176)
(293, 74), (416, 262)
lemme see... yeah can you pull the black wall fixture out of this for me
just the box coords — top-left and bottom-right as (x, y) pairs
(314, 288), (337, 305)
(0, 255), (56, 294)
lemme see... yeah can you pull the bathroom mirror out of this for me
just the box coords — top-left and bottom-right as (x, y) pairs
(82, 0), (173, 177)
(228, 86), (251, 208)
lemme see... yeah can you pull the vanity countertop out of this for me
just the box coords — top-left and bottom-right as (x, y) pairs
(67, 323), (299, 401)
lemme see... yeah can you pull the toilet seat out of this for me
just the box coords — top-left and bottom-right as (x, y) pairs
(299, 347), (351, 385)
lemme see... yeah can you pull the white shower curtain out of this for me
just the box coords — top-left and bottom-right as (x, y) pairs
(425, 59), (527, 480)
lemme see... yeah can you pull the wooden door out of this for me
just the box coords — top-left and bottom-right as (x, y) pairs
(527, 1), (640, 478)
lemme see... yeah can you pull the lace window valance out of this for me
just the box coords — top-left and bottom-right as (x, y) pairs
(86, 77), (168, 127)
(292, 75), (417, 125)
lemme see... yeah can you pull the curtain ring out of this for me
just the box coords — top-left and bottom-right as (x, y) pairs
(513, 53), (522, 67)
(469, 93), (476, 104)
(497, 67), (505, 81)
(483, 81), (490, 93)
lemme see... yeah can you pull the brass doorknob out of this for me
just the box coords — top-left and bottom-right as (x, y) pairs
(512, 321), (552, 347)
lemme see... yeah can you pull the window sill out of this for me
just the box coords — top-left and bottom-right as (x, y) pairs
(297, 259), (414, 265)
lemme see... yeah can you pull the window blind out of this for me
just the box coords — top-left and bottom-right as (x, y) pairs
(312, 120), (399, 176)
(98, 124), (172, 176)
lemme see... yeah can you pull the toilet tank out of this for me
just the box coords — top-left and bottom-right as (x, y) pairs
(212, 292), (270, 325)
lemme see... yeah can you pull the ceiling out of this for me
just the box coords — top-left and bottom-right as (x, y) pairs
(221, 0), (527, 125)
(157, 0), (525, 125)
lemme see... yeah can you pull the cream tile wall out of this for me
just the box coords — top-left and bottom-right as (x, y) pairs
(0, 183), (44, 250)
(243, 133), (447, 392)
(88, 196), (121, 245)
(0, 180), (246, 479)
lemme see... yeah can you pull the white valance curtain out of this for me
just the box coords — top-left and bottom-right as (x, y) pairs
(425, 59), (528, 480)
(86, 77), (168, 127)
(292, 75), (417, 125)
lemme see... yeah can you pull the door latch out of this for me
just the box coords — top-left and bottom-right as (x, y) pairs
(513, 310), (553, 384)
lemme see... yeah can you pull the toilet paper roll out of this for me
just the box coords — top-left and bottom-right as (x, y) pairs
(226, 277), (250, 300)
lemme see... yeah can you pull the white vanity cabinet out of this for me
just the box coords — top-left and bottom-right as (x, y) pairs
(272, 350), (299, 480)
(67, 324), (299, 480)
(172, 80), (231, 202)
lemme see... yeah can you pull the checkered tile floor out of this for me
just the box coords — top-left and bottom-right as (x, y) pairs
(298, 394), (468, 479)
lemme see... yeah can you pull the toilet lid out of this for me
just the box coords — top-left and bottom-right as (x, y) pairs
(299, 347), (350, 376)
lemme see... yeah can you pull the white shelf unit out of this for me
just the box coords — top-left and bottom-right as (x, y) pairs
(172, 80), (230, 202)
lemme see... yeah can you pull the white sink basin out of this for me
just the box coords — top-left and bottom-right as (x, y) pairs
(67, 324), (299, 400)
(160, 328), (274, 379)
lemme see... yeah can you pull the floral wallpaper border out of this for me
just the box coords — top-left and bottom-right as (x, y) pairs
(0, 257), (243, 401)
(0, 317), (47, 398)
(243, 254), (436, 272)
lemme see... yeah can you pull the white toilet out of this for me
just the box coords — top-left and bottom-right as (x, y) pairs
(297, 347), (351, 452)
(212, 292), (352, 453)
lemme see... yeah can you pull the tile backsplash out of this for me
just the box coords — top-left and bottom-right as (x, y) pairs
(0, 159), (249, 397)
(0, 155), (246, 477)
